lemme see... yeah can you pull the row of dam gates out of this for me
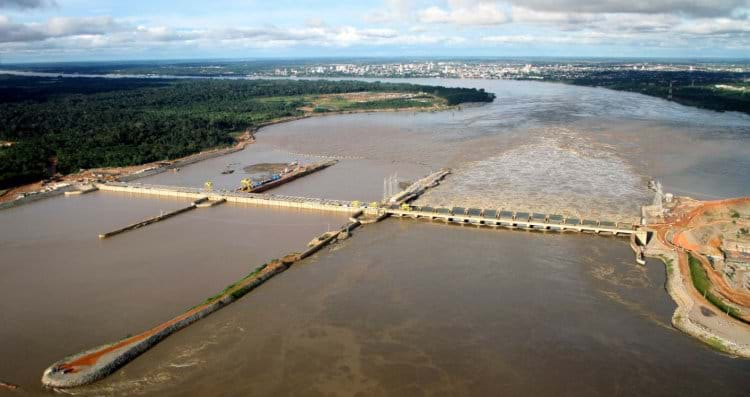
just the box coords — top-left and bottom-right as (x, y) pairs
(43, 167), (652, 389)
(92, 167), (648, 246)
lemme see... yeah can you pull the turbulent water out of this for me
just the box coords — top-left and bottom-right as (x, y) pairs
(249, 78), (750, 220)
(2, 78), (750, 396)
(419, 130), (647, 221)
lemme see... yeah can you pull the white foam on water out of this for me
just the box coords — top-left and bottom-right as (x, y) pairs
(418, 127), (651, 222)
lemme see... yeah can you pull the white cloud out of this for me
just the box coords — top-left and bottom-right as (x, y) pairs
(0, 14), (466, 56)
(503, 0), (750, 18)
(510, 6), (599, 25)
(45, 16), (121, 36)
(0, 15), (122, 43)
(364, 0), (415, 23)
(676, 17), (750, 34)
(600, 13), (680, 33)
(418, 1), (509, 25)
(481, 32), (620, 45)
(4, 1), (750, 59)
(0, 0), (55, 10)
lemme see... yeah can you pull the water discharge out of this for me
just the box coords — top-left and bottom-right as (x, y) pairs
(418, 129), (648, 221)
(2, 78), (750, 395)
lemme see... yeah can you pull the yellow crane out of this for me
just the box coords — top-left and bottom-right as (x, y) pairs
(240, 178), (253, 191)
(204, 181), (213, 192)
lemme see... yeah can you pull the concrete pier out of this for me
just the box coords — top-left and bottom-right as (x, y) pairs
(98, 197), (231, 239)
(95, 182), (371, 215)
(387, 168), (451, 204)
(97, 198), (207, 239)
(195, 198), (226, 208)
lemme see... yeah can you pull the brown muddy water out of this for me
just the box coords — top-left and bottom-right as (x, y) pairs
(0, 192), (348, 393)
(143, 79), (750, 220)
(74, 222), (750, 396)
(253, 79), (750, 221)
(2, 78), (750, 395)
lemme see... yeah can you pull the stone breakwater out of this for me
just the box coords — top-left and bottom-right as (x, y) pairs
(98, 198), (208, 239)
(0, 184), (76, 211)
(42, 218), (363, 389)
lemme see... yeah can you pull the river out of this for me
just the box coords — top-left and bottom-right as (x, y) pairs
(0, 193), (349, 392)
(1, 78), (749, 395)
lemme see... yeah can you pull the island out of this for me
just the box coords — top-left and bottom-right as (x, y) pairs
(0, 76), (494, 195)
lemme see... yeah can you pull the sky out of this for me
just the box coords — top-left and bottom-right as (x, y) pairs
(1, 0), (750, 62)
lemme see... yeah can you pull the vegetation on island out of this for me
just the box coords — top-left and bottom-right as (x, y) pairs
(200, 263), (269, 306)
(0, 76), (494, 188)
(310, 94), (438, 113)
(548, 70), (750, 115)
(687, 253), (746, 323)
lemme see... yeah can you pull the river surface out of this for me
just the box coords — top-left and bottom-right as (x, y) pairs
(0, 193), (348, 392)
(76, 222), (750, 397)
(145, 78), (750, 221)
(2, 78), (750, 395)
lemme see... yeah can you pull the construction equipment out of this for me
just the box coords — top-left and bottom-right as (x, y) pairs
(204, 181), (213, 192)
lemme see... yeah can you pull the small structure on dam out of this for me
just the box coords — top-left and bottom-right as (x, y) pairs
(238, 160), (337, 193)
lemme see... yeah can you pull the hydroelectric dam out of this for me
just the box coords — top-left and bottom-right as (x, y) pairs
(91, 167), (647, 245)
(42, 168), (650, 389)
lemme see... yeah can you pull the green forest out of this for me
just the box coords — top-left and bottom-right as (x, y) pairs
(0, 76), (494, 188)
(552, 70), (750, 115)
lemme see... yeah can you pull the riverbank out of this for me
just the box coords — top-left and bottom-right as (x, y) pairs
(1, 76), (495, 191)
(0, 103), (456, 210)
(643, 196), (750, 356)
(645, 234), (750, 357)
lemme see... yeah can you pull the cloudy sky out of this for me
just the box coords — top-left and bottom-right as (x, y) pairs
(1, 0), (750, 62)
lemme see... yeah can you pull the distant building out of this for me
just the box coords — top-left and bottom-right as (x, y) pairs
(722, 238), (750, 291)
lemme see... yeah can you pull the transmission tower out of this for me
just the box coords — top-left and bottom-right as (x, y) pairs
(652, 180), (663, 213)
(382, 173), (399, 202)
(668, 81), (673, 101)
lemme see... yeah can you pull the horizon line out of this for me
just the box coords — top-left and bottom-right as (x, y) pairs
(3, 55), (750, 66)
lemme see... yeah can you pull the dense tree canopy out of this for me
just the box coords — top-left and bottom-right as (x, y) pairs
(0, 76), (494, 188)
(558, 70), (750, 115)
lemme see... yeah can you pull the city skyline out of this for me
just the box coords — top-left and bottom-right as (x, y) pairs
(2, 0), (750, 62)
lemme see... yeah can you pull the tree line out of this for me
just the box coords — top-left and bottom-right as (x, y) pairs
(559, 70), (750, 115)
(0, 76), (494, 188)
